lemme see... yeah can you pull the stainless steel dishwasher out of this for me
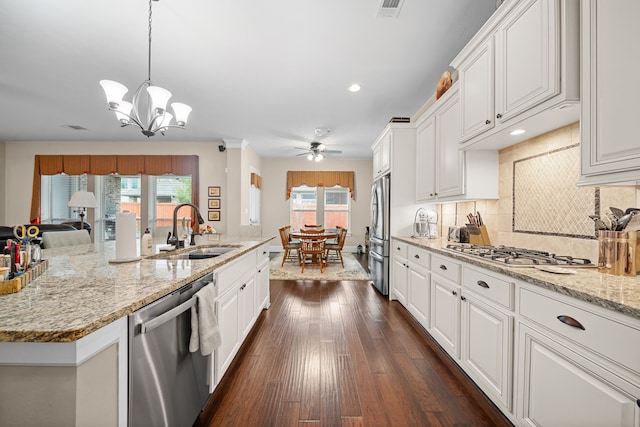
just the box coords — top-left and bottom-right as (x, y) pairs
(129, 272), (214, 427)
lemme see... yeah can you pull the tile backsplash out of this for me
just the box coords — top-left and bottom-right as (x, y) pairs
(438, 122), (639, 261)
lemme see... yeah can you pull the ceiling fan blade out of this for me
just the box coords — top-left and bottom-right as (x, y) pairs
(323, 149), (342, 154)
(296, 152), (310, 156)
(293, 146), (310, 151)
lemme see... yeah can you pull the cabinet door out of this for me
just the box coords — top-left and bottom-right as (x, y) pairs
(256, 260), (270, 312)
(517, 324), (640, 427)
(373, 132), (391, 178)
(415, 115), (436, 201)
(391, 255), (408, 306)
(461, 294), (513, 411)
(407, 263), (430, 330)
(430, 275), (461, 358)
(215, 287), (240, 381)
(580, 0), (640, 180)
(238, 274), (256, 339)
(435, 88), (464, 199)
(495, 0), (557, 123)
(459, 38), (495, 142)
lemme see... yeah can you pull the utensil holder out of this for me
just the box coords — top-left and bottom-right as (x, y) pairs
(597, 231), (639, 276)
(466, 224), (491, 245)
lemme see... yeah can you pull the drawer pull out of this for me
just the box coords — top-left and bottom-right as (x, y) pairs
(452, 290), (457, 296)
(557, 315), (585, 330)
(461, 295), (466, 301)
(414, 254), (420, 259)
(476, 280), (490, 289)
(439, 264), (447, 271)
(637, 399), (640, 408)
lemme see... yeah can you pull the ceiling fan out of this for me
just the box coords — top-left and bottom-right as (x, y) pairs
(294, 141), (342, 161)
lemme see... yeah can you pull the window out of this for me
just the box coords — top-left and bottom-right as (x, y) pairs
(324, 187), (350, 230)
(289, 186), (350, 231)
(42, 174), (192, 242)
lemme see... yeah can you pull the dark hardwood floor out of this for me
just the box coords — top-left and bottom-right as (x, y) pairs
(194, 278), (513, 427)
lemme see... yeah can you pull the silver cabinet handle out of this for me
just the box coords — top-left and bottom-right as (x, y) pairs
(477, 280), (490, 289)
(557, 315), (585, 330)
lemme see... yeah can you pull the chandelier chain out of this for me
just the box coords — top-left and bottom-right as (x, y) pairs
(147, 0), (153, 82)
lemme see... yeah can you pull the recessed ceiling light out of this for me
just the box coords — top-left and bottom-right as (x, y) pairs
(510, 129), (525, 136)
(349, 83), (361, 93)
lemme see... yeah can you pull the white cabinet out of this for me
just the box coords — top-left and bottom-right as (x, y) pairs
(415, 84), (499, 202)
(452, 0), (580, 150)
(578, 0), (640, 185)
(214, 282), (240, 383)
(429, 255), (462, 358)
(390, 240), (409, 305)
(406, 245), (431, 330)
(256, 243), (270, 311)
(516, 286), (640, 427)
(372, 131), (391, 179)
(460, 266), (514, 412)
(238, 272), (256, 339)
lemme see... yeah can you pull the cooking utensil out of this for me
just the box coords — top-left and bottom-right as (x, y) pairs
(624, 213), (640, 231)
(601, 214), (613, 231)
(616, 211), (636, 231)
(609, 207), (625, 220)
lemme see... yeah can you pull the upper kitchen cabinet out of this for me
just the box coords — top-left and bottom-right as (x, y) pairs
(452, 0), (580, 150)
(415, 83), (498, 202)
(578, 0), (640, 186)
(372, 130), (391, 179)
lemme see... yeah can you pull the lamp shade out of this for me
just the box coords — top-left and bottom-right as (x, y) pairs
(68, 191), (98, 208)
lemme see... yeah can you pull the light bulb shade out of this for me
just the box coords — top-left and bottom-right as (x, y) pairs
(307, 153), (314, 161)
(171, 102), (192, 126)
(99, 80), (128, 107)
(159, 112), (174, 130)
(68, 191), (98, 208)
(317, 144), (326, 151)
(315, 153), (324, 161)
(147, 86), (172, 113)
(115, 101), (133, 123)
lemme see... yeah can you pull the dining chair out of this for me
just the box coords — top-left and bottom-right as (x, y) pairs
(325, 227), (347, 267)
(300, 236), (326, 273)
(279, 226), (301, 266)
(300, 228), (325, 234)
(303, 224), (323, 229)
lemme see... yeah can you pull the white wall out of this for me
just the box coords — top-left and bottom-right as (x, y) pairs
(2, 141), (228, 232)
(260, 157), (373, 250)
(0, 141), (6, 225)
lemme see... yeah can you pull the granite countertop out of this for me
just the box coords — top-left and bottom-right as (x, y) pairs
(0, 235), (275, 343)
(394, 236), (640, 321)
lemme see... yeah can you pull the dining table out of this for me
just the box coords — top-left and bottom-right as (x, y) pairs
(290, 230), (339, 269)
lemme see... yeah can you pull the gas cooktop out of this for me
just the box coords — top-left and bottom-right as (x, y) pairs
(445, 244), (594, 267)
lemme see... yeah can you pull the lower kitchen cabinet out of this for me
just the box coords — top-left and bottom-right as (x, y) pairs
(516, 323), (640, 427)
(430, 273), (461, 359)
(407, 245), (431, 330)
(256, 243), (271, 312)
(238, 272), (256, 340)
(461, 295), (513, 411)
(391, 240), (409, 305)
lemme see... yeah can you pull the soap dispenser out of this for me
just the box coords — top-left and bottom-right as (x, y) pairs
(141, 228), (153, 256)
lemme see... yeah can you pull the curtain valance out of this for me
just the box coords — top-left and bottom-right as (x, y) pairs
(30, 155), (199, 224)
(250, 172), (262, 189)
(286, 171), (354, 199)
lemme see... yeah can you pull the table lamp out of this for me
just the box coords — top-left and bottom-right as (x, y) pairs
(68, 191), (98, 230)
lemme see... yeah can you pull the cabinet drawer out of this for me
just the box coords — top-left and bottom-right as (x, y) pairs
(462, 266), (513, 310)
(519, 287), (640, 375)
(256, 243), (270, 265)
(393, 241), (408, 259)
(431, 254), (460, 283)
(408, 246), (430, 269)
(216, 253), (256, 296)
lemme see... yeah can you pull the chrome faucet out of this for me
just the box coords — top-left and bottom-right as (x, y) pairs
(167, 203), (205, 248)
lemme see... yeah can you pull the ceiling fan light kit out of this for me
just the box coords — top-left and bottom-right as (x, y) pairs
(99, 0), (192, 137)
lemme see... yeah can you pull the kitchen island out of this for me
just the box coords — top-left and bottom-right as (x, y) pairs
(391, 236), (640, 427)
(0, 235), (274, 427)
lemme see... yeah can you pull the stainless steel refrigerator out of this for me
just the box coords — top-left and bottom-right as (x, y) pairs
(369, 174), (390, 295)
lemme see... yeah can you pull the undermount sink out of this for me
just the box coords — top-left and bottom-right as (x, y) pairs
(152, 246), (239, 260)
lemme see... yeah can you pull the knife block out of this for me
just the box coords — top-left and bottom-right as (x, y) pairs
(597, 231), (639, 276)
(466, 224), (491, 245)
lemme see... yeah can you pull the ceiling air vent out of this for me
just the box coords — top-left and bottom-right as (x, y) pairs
(377, 0), (405, 18)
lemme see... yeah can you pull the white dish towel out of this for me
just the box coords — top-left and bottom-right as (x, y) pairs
(189, 284), (222, 355)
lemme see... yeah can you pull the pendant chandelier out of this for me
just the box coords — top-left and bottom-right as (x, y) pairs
(99, 0), (192, 137)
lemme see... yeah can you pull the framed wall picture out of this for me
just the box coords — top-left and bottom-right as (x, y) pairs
(208, 211), (220, 221)
(208, 186), (221, 197)
(208, 199), (220, 209)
